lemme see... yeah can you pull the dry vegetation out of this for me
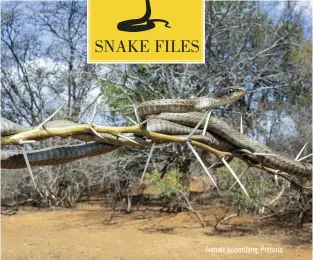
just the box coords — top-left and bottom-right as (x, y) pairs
(1, 1), (312, 259)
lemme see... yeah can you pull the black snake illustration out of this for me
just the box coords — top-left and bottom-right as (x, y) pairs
(117, 0), (171, 32)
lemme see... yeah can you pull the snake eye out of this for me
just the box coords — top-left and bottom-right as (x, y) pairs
(227, 88), (235, 94)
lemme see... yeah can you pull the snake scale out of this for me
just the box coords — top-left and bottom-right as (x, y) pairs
(1, 86), (312, 178)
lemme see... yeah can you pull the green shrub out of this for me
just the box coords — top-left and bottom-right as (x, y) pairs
(217, 159), (276, 210)
(144, 169), (182, 197)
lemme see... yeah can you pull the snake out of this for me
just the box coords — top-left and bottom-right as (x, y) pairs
(137, 87), (311, 177)
(0, 119), (127, 169)
(137, 87), (245, 120)
(0, 119), (144, 169)
(1, 86), (312, 179)
(117, 0), (170, 32)
(1, 142), (119, 169)
(154, 112), (312, 178)
(0, 87), (243, 169)
(0, 118), (234, 169)
(146, 118), (235, 151)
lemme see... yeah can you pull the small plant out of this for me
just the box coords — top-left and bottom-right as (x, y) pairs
(218, 159), (276, 211)
(144, 169), (182, 197)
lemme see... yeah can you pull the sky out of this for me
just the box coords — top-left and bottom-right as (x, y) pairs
(1, 0), (312, 126)
(262, 1), (312, 39)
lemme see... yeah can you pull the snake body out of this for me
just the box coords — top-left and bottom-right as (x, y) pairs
(155, 112), (312, 177)
(1, 142), (119, 169)
(1, 86), (311, 178)
(1, 118), (28, 136)
(146, 119), (235, 151)
(138, 88), (246, 120)
(0, 119), (123, 169)
(0, 116), (234, 168)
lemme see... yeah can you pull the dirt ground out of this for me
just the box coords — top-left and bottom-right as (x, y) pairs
(1, 202), (312, 260)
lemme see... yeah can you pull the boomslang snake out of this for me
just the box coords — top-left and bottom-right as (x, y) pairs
(155, 112), (312, 177)
(1, 142), (119, 169)
(1, 86), (312, 179)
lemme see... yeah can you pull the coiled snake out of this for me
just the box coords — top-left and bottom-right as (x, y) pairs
(117, 0), (170, 32)
(1, 87), (312, 179)
(1, 87), (242, 168)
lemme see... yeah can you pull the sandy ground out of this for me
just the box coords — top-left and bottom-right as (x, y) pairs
(1, 202), (312, 260)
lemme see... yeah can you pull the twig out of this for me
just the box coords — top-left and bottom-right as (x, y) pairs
(90, 103), (98, 124)
(297, 153), (312, 162)
(202, 110), (212, 136)
(244, 162), (312, 190)
(274, 174), (279, 188)
(295, 142), (308, 161)
(256, 208), (301, 220)
(246, 86), (284, 93)
(186, 141), (218, 189)
(240, 113), (243, 134)
(269, 184), (286, 206)
(179, 190), (205, 228)
(140, 142), (156, 185)
(89, 127), (106, 140)
(185, 111), (208, 140)
(133, 104), (140, 124)
(218, 213), (239, 225)
(126, 116), (137, 125)
(139, 115), (157, 127)
(2, 124), (231, 160)
(223, 166), (249, 197)
(254, 153), (276, 156)
(117, 133), (140, 145)
(21, 146), (37, 189)
(214, 208), (233, 230)
(18, 140), (37, 144)
(221, 158), (250, 198)
(38, 102), (67, 129)
(89, 103), (107, 140)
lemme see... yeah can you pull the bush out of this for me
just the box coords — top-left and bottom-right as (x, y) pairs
(217, 159), (276, 211)
(144, 169), (183, 198)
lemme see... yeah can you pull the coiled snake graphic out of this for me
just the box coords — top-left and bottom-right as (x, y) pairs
(117, 0), (171, 32)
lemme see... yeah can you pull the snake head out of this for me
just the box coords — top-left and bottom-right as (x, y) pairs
(212, 87), (246, 100)
(211, 86), (246, 105)
(195, 87), (246, 110)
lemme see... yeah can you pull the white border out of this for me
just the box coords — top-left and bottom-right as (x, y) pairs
(87, 0), (206, 64)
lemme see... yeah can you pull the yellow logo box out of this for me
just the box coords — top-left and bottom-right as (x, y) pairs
(88, 0), (205, 63)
